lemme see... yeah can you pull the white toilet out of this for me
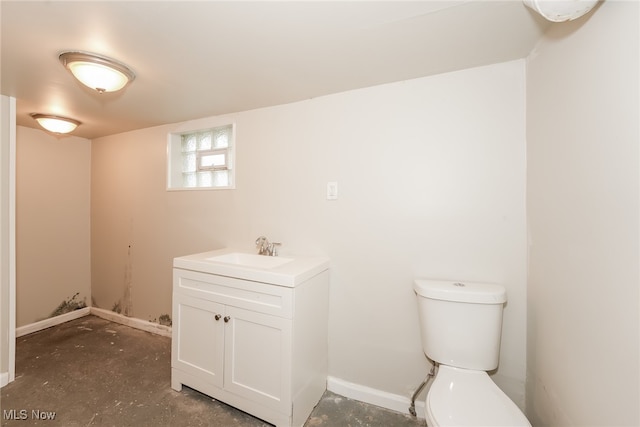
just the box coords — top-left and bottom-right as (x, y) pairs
(414, 279), (531, 427)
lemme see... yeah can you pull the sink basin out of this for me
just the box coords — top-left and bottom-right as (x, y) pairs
(205, 252), (293, 269)
(174, 248), (329, 287)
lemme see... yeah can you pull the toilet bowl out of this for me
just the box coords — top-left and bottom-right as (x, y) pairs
(425, 366), (530, 427)
(414, 279), (530, 427)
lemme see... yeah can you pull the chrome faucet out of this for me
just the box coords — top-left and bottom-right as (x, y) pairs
(255, 236), (281, 256)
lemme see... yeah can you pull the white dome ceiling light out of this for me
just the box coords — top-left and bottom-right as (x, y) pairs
(523, 0), (599, 22)
(30, 113), (81, 134)
(59, 51), (135, 94)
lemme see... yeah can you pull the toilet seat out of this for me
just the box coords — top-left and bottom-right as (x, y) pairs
(425, 365), (531, 427)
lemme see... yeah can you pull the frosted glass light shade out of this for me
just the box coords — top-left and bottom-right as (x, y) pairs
(59, 51), (135, 93)
(523, 0), (598, 22)
(31, 114), (81, 134)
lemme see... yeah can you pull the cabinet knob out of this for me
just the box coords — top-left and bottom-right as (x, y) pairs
(224, 316), (231, 323)
(214, 314), (221, 321)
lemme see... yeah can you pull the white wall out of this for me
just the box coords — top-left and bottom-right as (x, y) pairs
(16, 126), (91, 327)
(92, 60), (528, 406)
(526, 1), (640, 425)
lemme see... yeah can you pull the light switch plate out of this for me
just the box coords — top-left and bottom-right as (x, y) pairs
(326, 182), (338, 200)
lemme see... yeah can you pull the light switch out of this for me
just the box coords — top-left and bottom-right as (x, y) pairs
(326, 182), (338, 200)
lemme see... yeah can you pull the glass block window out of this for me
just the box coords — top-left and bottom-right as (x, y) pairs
(167, 123), (235, 190)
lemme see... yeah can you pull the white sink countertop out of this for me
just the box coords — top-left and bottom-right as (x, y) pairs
(173, 248), (329, 287)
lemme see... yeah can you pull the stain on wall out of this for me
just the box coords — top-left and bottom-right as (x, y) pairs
(122, 245), (134, 316)
(50, 292), (87, 318)
(149, 314), (172, 327)
(112, 300), (122, 314)
(106, 245), (136, 317)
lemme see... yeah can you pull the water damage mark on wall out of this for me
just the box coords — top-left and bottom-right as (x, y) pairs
(112, 300), (122, 314)
(109, 244), (135, 317)
(111, 245), (133, 317)
(149, 314), (172, 327)
(50, 292), (87, 318)
(122, 244), (134, 316)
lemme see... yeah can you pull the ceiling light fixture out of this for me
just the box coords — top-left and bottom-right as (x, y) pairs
(523, 0), (599, 22)
(59, 51), (136, 93)
(30, 114), (81, 134)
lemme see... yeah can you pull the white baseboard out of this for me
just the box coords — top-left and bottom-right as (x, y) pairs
(90, 307), (172, 338)
(16, 307), (91, 337)
(15, 307), (172, 339)
(327, 376), (425, 419)
(0, 372), (8, 388)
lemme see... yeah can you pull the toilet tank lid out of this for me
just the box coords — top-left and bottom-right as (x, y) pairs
(414, 279), (506, 304)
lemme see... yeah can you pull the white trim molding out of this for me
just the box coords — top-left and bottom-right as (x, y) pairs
(327, 376), (425, 419)
(16, 307), (91, 337)
(15, 307), (172, 339)
(90, 308), (172, 338)
(1, 95), (17, 388)
(0, 372), (8, 388)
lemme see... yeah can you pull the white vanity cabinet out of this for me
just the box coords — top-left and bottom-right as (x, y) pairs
(171, 250), (329, 427)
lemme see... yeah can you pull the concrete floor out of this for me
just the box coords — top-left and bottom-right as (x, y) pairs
(1, 315), (426, 427)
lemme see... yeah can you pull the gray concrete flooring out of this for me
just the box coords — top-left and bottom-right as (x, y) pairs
(1, 315), (425, 427)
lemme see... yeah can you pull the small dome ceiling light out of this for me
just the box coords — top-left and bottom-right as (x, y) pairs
(59, 51), (135, 94)
(523, 0), (599, 22)
(31, 113), (81, 134)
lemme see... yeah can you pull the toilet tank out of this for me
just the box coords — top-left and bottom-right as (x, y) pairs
(414, 279), (506, 371)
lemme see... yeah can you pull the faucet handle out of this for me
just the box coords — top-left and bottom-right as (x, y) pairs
(255, 236), (269, 254)
(270, 242), (282, 256)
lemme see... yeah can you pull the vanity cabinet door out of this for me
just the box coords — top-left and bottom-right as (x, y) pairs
(172, 293), (225, 388)
(223, 305), (292, 413)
